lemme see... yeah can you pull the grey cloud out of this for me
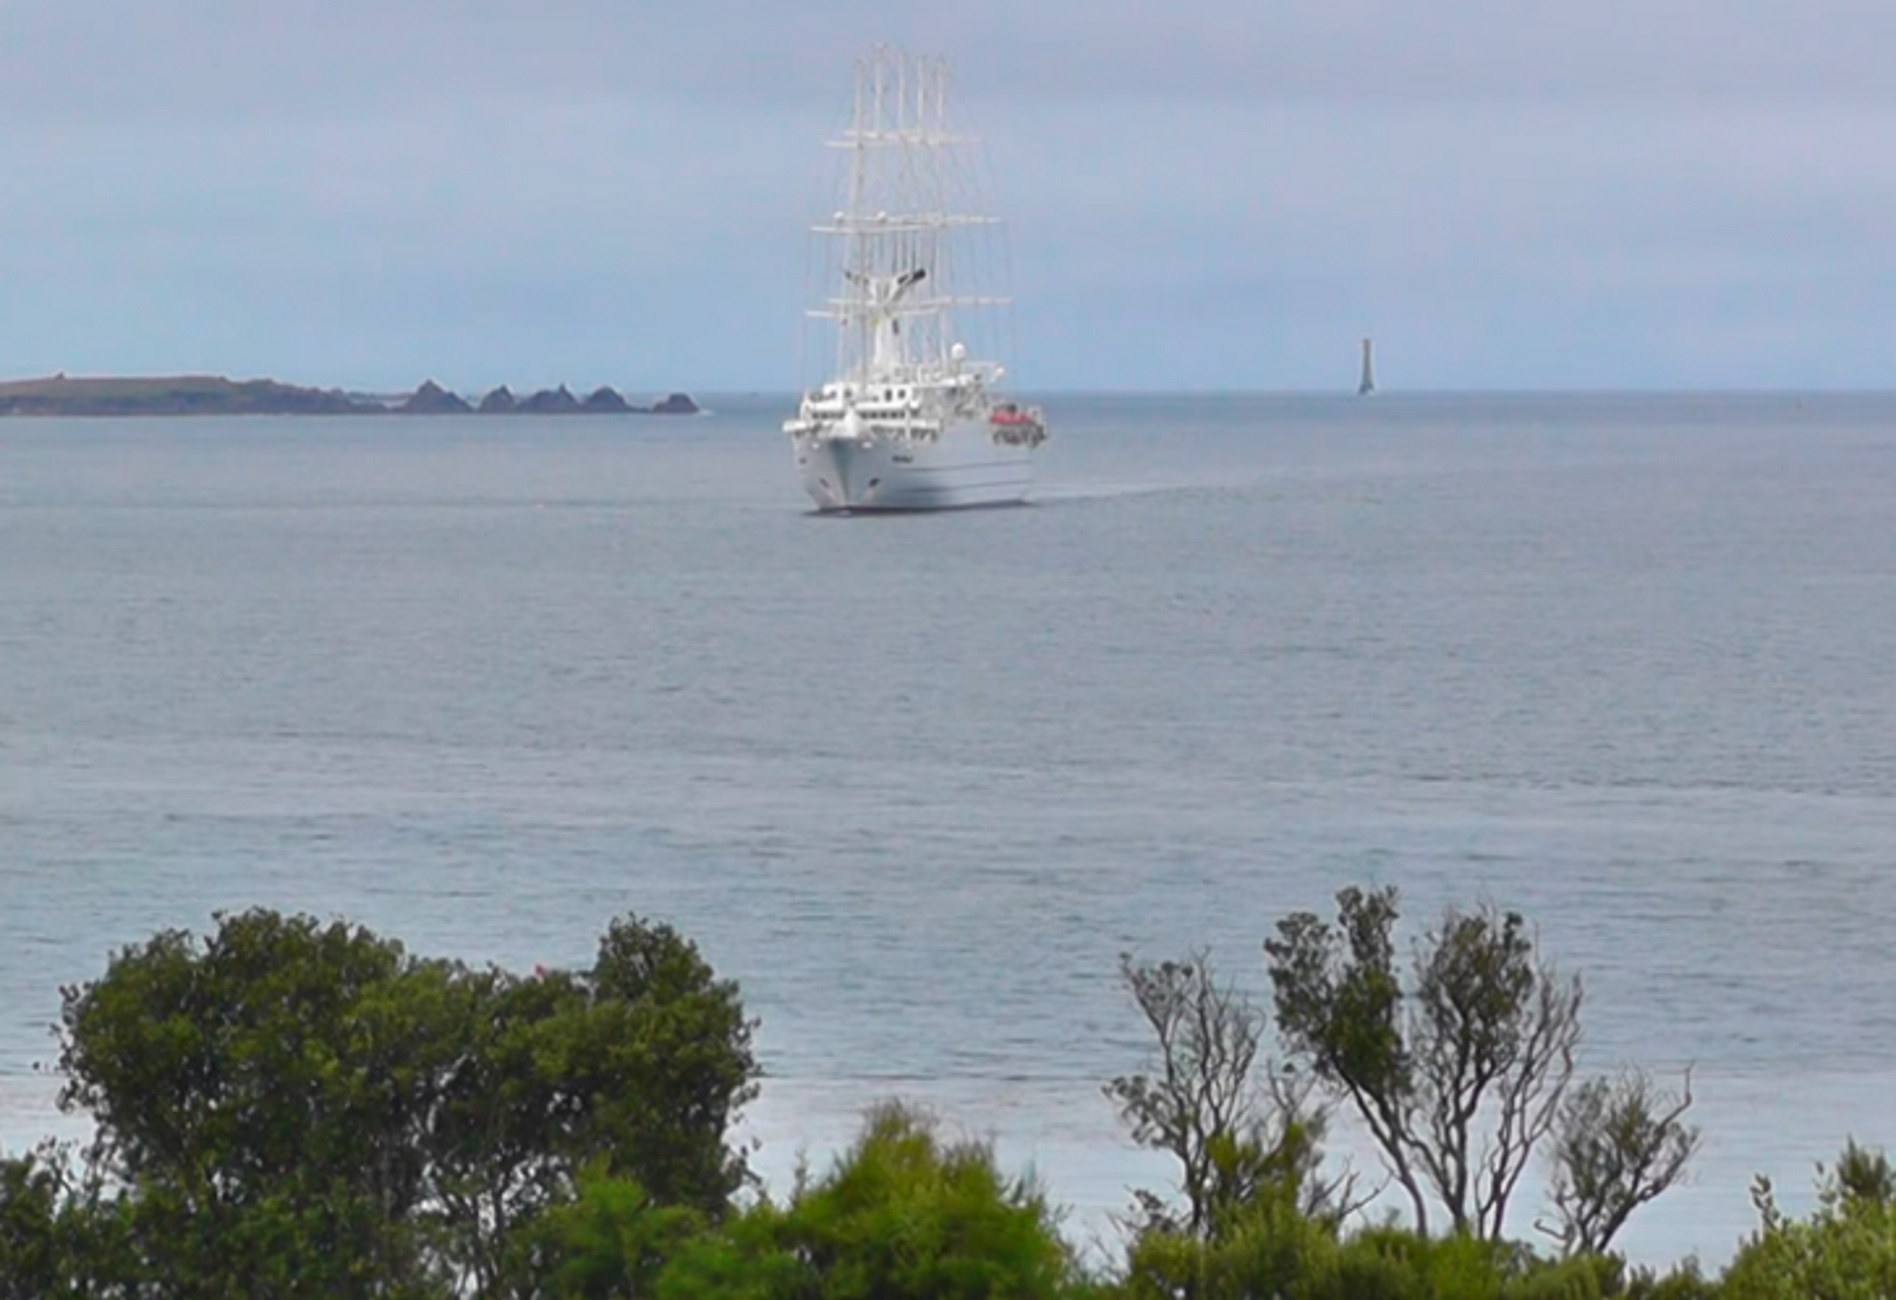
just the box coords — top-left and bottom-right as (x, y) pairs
(7, 0), (1896, 121)
(3, 1), (1894, 388)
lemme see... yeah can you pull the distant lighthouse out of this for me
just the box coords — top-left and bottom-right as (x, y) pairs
(1358, 338), (1376, 396)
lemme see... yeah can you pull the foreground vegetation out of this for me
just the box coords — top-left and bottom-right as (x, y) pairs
(1, 892), (1890, 1298)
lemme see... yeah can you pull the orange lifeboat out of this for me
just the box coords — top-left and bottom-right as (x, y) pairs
(987, 401), (1048, 447)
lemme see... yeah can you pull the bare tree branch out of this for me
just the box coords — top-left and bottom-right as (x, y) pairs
(1106, 951), (1344, 1239)
(1268, 889), (1586, 1241)
(1538, 1064), (1701, 1256)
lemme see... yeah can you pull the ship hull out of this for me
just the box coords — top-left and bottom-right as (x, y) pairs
(795, 421), (1033, 512)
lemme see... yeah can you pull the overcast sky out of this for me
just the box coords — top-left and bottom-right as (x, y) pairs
(2, 1), (1893, 392)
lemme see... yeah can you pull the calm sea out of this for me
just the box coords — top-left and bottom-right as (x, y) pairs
(2, 393), (1893, 1268)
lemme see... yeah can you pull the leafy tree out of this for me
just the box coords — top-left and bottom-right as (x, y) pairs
(1265, 886), (1582, 1240)
(1540, 1067), (1701, 1258)
(427, 965), (581, 1295)
(438, 919), (759, 1295)
(58, 909), (438, 1294)
(1105, 951), (1343, 1242)
(575, 916), (760, 1211)
(1824, 1138), (1895, 1209)
(54, 908), (759, 1298)
(0, 1146), (70, 1300)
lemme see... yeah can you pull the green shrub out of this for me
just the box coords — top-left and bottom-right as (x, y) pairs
(1719, 1164), (1896, 1300)
(643, 1101), (1080, 1300)
(525, 1175), (710, 1299)
(1117, 1211), (1653, 1300)
(1118, 1183), (1337, 1300)
(782, 1101), (1078, 1299)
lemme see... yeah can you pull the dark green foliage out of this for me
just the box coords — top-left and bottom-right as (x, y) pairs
(1266, 887), (1584, 1240)
(1266, 887), (1424, 1230)
(1352, 1230), (1630, 1300)
(1622, 1259), (1721, 1300)
(14, 900), (1891, 1298)
(1116, 1181), (1337, 1300)
(526, 1175), (710, 1299)
(579, 917), (761, 1211)
(1541, 1069), (1700, 1257)
(1106, 953), (1339, 1242)
(110, 1178), (440, 1299)
(1116, 1206), (1642, 1300)
(58, 911), (440, 1295)
(647, 1198), (806, 1300)
(429, 920), (759, 1293)
(58, 912), (409, 1196)
(50, 907), (758, 1298)
(0, 1148), (69, 1300)
(1719, 1148), (1896, 1298)
(1723, 1195), (1896, 1297)
(619, 1102), (1080, 1300)
(779, 1101), (1077, 1299)
(1826, 1139), (1895, 1209)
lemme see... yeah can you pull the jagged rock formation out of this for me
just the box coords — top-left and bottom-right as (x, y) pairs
(398, 380), (472, 414)
(474, 385), (700, 415)
(581, 386), (632, 413)
(518, 385), (582, 414)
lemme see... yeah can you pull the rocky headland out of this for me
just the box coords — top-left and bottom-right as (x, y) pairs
(397, 380), (472, 414)
(0, 374), (701, 417)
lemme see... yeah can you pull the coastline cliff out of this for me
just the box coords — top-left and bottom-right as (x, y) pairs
(0, 374), (701, 417)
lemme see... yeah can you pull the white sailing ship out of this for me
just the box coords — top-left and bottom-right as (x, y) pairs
(784, 49), (1047, 511)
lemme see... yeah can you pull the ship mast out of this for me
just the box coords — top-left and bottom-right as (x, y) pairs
(812, 49), (1007, 388)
